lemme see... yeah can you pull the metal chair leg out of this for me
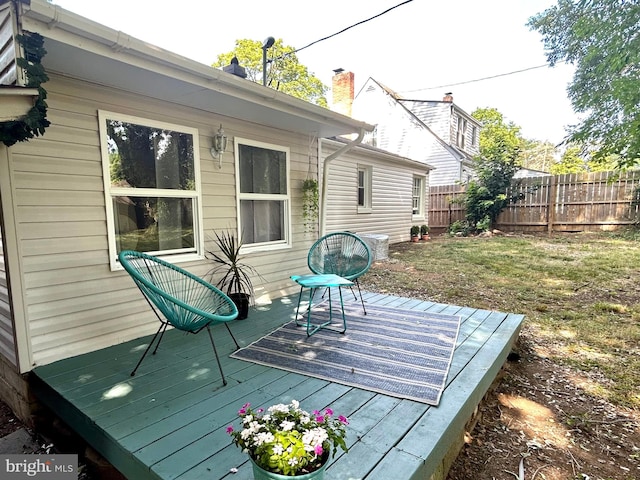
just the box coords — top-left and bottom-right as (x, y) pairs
(225, 323), (240, 350)
(206, 325), (227, 386)
(131, 322), (165, 376)
(355, 279), (367, 315)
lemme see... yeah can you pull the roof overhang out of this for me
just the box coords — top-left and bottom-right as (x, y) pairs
(0, 87), (39, 121)
(324, 137), (435, 172)
(14, 0), (373, 138)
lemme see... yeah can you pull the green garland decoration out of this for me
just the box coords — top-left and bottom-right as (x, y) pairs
(0, 32), (50, 147)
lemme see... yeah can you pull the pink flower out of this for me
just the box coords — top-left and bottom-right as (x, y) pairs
(315, 415), (324, 423)
(226, 426), (234, 434)
(313, 410), (320, 416)
(314, 444), (324, 456)
(338, 415), (349, 424)
(324, 408), (333, 416)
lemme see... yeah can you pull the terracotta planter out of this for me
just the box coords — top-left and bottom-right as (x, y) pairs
(250, 456), (329, 480)
(411, 236), (420, 243)
(421, 234), (430, 241)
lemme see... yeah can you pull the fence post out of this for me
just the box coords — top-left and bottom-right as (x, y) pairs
(547, 175), (556, 235)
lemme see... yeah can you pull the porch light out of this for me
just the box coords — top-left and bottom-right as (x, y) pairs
(210, 124), (228, 169)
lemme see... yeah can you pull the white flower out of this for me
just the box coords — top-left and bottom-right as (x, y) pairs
(280, 420), (296, 431)
(302, 427), (328, 447)
(254, 432), (275, 446)
(272, 443), (284, 455)
(268, 403), (289, 414)
(291, 400), (300, 409)
(288, 457), (299, 467)
(242, 414), (253, 424)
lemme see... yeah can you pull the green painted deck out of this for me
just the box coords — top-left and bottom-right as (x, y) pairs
(30, 292), (524, 480)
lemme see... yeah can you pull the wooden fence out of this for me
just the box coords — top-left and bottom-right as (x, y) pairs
(428, 171), (640, 233)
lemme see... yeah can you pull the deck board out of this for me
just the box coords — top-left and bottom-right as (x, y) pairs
(30, 292), (524, 480)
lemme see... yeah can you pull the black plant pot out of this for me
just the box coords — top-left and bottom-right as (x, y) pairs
(229, 292), (250, 320)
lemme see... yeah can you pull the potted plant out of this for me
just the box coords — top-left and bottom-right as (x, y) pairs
(228, 400), (348, 479)
(205, 230), (259, 319)
(410, 225), (420, 242)
(420, 224), (430, 240)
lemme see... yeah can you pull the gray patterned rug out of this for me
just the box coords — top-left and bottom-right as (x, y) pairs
(231, 302), (460, 405)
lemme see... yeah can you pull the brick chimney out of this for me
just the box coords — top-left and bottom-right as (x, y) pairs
(332, 69), (354, 117)
(443, 92), (454, 103)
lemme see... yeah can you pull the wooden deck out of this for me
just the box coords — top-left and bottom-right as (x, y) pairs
(30, 292), (524, 480)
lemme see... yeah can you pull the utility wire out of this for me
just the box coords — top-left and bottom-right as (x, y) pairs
(400, 61), (566, 93)
(271, 0), (414, 62)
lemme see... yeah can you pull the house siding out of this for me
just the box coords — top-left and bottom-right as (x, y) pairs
(0, 228), (17, 367)
(323, 141), (429, 244)
(6, 73), (317, 369)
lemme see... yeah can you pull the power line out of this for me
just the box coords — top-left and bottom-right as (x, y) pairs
(272, 0), (414, 62)
(400, 61), (566, 93)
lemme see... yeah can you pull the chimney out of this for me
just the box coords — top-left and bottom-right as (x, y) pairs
(443, 92), (453, 103)
(223, 56), (247, 79)
(332, 69), (354, 117)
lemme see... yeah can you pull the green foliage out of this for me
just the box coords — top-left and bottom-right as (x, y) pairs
(420, 224), (429, 235)
(213, 39), (328, 107)
(550, 143), (618, 174)
(0, 33), (50, 146)
(448, 220), (472, 236)
(410, 225), (420, 236)
(519, 139), (557, 172)
(302, 178), (319, 232)
(461, 108), (523, 232)
(528, 0), (640, 168)
(205, 230), (260, 299)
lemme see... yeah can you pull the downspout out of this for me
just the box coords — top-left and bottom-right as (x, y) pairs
(319, 129), (366, 236)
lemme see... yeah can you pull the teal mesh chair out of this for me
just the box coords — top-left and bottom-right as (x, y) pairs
(307, 232), (372, 313)
(118, 250), (239, 384)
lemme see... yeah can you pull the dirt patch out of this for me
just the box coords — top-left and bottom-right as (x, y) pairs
(446, 329), (639, 480)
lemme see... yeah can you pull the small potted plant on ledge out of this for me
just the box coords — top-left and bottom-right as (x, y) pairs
(206, 230), (259, 320)
(228, 400), (349, 479)
(420, 224), (430, 240)
(410, 225), (420, 242)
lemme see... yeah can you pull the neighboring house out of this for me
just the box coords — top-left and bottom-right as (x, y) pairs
(0, 0), (373, 417)
(333, 72), (481, 186)
(322, 137), (433, 244)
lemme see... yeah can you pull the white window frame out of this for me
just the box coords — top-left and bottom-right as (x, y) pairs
(235, 137), (292, 253)
(357, 165), (373, 213)
(457, 116), (467, 149)
(412, 175), (426, 219)
(99, 110), (203, 270)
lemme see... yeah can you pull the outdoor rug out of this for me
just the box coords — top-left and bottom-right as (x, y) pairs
(231, 301), (461, 406)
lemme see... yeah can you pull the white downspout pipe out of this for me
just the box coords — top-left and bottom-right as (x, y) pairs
(319, 129), (366, 236)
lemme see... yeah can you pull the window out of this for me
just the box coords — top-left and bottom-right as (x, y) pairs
(99, 111), (202, 269)
(357, 165), (372, 212)
(412, 175), (426, 218)
(456, 116), (467, 149)
(236, 138), (291, 251)
(471, 125), (478, 147)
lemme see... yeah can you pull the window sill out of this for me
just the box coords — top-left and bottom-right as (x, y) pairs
(358, 207), (372, 214)
(241, 242), (292, 255)
(110, 252), (204, 271)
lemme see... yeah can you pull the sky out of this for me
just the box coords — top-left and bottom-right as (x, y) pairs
(52, 0), (577, 145)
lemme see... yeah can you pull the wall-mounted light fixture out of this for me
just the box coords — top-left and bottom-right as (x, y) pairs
(210, 124), (228, 169)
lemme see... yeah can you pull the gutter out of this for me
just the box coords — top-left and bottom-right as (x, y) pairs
(319, 129), (366, 236)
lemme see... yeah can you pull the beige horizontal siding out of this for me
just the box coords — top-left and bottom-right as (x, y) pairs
(0, 229), (17, 366)
(8, 73), (317, 368)
(324, 144), (429, 244)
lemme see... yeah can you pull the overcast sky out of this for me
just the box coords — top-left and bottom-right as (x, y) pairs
(52, 0), (576, 144)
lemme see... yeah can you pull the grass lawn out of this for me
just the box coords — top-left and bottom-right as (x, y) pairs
(361, 231), (640, 409)
(361, 231), (640, 478)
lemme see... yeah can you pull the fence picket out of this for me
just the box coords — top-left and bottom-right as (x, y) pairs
(428, 171), (640, 233)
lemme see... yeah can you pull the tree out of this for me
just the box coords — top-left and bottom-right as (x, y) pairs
(213, 39), (328, 107)
(519, 139), (558, 172)
(528, 0), (640, 168)
(550, 143), (618, 174)
(460, 108), (524, 232)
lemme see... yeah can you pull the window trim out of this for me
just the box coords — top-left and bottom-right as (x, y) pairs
(235, 137), (292, 253)
(99, 110), (204, 270)
(412, 175), (426, 219)
(357, 164), (373, 213)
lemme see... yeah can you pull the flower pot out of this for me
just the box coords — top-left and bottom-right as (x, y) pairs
(229, 292), (250, 320)
(411, 236), (420, 243)
(421, 234), (430, 241)
(250, 456), (328, 480)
